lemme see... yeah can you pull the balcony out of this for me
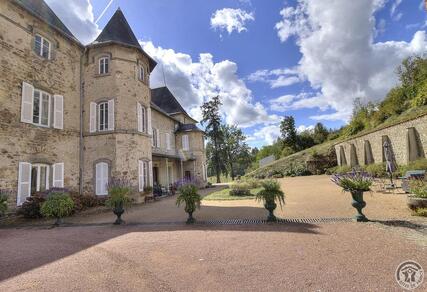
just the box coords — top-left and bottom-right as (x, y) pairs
(151, 147), (196, 161)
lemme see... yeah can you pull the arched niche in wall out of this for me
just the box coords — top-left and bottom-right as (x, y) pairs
(407, 127), (425, 162)
(339, 146), (347, 166)
(349, 144), (359, 167)
(364, 140), (374, 165)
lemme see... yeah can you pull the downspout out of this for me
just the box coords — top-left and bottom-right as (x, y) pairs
(79, 48), (87, 194)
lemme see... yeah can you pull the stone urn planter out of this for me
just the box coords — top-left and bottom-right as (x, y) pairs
(350, 190), (368, 222)
(407, 196), (427, 210)
(113, 202), (125, 225)
(264, 200), (278, 222)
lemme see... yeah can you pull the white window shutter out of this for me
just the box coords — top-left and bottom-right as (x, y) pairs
(147, 107), (152, 135)
(137, 102), (142, 132)
(138, 160), (144, 191)
(108, 99), (114, 130)
(166, 133), (171, 150)
(156, 129), (161, 148)
(21, 82), (34, 123)
(17, 162), (31, 206)
(182, 135), (189, 150)
(96, 163), (101, 195)
(148, 161), (153, 186)
(53, 95), (63, 129)
(90, 102), (97, 133)
(95, 162), (108, 195)
(52, 163), (64, 188)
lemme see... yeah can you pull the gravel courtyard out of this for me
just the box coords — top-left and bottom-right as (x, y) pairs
(1, 175), (426, 291)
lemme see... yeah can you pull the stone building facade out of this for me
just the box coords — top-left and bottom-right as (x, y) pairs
(334, 114), (427, 167)
(0, 0), (207, 207)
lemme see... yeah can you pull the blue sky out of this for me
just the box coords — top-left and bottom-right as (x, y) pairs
(47, 0), (427, 148)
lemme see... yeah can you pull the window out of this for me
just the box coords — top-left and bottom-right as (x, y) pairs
(98, 101), (109, 131)
(182, 135), (189, 151)
(166, 133), (171, 150)
(138, 160), (149, 191)
(139, 66), (145, 81)
(32, 89), (50, 127)
(95, 162), (108, 196)
(34, 34), (51, 59)
(137, 103), (146, 133)
(152, 128), (159, 148)
(31, 164), (50, 193)
(99, 57), (109, 75)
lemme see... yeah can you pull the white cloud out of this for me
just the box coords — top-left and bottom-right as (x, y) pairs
(274, 0), (427, 122)
(210, 8), (254, 35)
(45, 0), (100, 44)
(296, 124), (314, 133)
(142, 41), (279, 128)
(248, 67), (302, 88)
(390, 0), (402, 20)
(247, 124), (281, 145)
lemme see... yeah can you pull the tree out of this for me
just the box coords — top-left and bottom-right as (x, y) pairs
(201, 96), (223, 183)
(221, 124), (250, 180)
(280, 116), (298, 151)
(313, 122), (329, 144)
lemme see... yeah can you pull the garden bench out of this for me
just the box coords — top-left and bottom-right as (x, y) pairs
(399, 170), (425, 193)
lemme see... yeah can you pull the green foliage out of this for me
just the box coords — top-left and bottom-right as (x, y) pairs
(17, 194), (46, 218)
(256, 142), (282, 162)
(229, 182), (251, 196)
(409, 179), (427, 198)
(413, 208), (427, 217)
(398, 158), (427, 176)
(281, 146), (295, 158)
(327, 165), (351, 175)
(280, 116), (298, 150)
(70, 193), (105, 213)
(363, 162), (388, 178)
(221, 124), (251, 180)
(0, 193), (8, 216)
(256, 180), (285, 207)
(331, 172), (373, 192)
(105, 179), (132, 210)
(241, 178), (262, 189)
(313, 122), (329, 144)
(176, 184), (201, 214)
(40, 193), (74, 219)
(412, 80), (427, 107)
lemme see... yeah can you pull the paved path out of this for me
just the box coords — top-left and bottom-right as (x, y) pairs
(1, 175), (426, 291)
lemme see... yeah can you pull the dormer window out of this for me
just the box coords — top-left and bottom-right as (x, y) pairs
(34, 34), (51, 59)
(139, 66), (145, 81)
(99, 57), (109, 75)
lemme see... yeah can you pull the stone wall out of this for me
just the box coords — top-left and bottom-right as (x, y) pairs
(335, 114), (427, 167)
(0, 1), (82, 206)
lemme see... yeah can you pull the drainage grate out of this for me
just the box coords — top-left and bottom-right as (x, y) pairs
(196, 217), (353, 226)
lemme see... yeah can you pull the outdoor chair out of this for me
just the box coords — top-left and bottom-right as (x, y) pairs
(399, 170), (425, 193)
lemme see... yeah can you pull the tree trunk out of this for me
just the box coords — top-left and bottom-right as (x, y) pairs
(229, 158), (235, 181)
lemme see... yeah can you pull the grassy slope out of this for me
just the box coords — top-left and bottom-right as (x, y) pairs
(246, 105), (427, 178)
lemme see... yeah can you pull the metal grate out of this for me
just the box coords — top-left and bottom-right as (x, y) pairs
(196, 217), (353, 226)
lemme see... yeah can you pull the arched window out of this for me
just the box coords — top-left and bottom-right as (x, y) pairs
(137, 103), (146, 133)
(139, 66), (145, 81)
(99, 56), (109, 75)
(95, 162), (109, 196)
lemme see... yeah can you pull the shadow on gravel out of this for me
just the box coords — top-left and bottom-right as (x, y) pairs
(371, 220), (427, 232)
(0, 215), (321, 282)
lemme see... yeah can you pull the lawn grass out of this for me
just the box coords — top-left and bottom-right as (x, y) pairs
(203, 187), (262, 201)
(207, 175), (234, 184)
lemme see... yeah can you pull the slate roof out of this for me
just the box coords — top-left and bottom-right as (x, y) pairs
(151, 87), (188, 115)
(176, 123), (204, 133)
(14, 0), (80, 44)
(91, 8), (156, 71)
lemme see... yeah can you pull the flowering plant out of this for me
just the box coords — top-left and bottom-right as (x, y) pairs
(331, 171), (373, 192)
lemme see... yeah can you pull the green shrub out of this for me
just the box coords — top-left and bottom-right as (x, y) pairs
(70, 193), (104, 213)
(0, 192), (8, 216)
(413, 208), (427, 217)
(409, 179), (427, 198)
(364, 162), (388, 178)
(398, 158), (427, 176)
(331, 172), (373, 192)
(17, 193), (46, 218)
(229, 182), (251, 196)
(243, 178), (262, 189)
(40, 193), (74, 219)
(329, 165), (351, 175)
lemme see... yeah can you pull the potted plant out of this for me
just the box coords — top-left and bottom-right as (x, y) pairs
(105, 177), (132, 225)
(331, 171), (373, 222)
(255, 180), (285, 222)
(0, 190), (9, 216)
(407, 179), (427, 210)
(176, 184), (201, 224)
(40, 191), (75, 226)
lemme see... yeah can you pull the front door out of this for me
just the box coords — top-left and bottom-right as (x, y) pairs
(185, 171), (191, 181)
(153, 166), (159, 185)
